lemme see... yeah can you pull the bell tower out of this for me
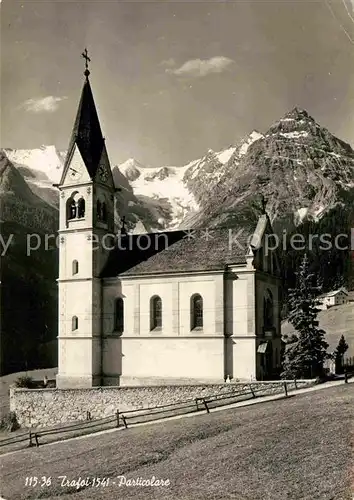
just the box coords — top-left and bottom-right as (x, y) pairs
(55, 50), (117, 388)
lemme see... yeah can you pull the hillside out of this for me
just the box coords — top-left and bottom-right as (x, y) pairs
(282, 302), (354, 357)
(1, 384), (352, 499)
(0, 153), (58, 375)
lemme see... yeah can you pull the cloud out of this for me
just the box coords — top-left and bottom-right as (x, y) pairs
(160, 58), (176, 68)
(21, 96), (67, 113)
(166, 56), (234, 78)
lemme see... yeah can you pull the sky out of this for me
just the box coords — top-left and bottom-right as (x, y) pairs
(1, 0), (354, 167)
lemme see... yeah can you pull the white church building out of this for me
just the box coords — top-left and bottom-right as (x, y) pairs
(55, 65), (283, 389)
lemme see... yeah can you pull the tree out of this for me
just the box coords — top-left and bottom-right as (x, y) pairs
(281, 254), (329, 379)
(251, 194), (267, 218)
(333, 335), (349, 373)
(333, 274), (345, 290)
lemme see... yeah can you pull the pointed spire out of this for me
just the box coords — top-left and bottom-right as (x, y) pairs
(63, 50), (104, 179)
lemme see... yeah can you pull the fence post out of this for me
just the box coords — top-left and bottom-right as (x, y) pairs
(344, 369), (348, 384)
(249, 385), (255, 398)
(294, 378), (297, 390)
(195, 398), (200, 411)
(121, 415), (128, 429)
(34, 434), (39, 447)
(203, 399), (210, 414)
(283, 382), (288, 397)
(29, 430), (33, 447)
(116, 410), (120, 428)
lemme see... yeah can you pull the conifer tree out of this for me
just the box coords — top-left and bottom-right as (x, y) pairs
(333, 335), (349, 373)
(333, 274), (345, 290)
(281, 254), (329, 379)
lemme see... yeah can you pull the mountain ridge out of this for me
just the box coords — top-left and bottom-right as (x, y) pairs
(4, 107), (353, 234)
(1, 106), (354, 375)
(187, 107), (354, 231)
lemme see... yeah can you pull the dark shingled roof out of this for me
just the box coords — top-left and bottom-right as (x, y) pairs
(101, 227), (253, 278)
(63, 78), (104, 179)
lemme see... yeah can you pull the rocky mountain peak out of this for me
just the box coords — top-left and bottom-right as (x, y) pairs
(118, 158), (143, 182)
(187, 109), (354, 231)
(0, 152), (37, 202)
(265, 107), (318, 139)
(0, 152), (58, 233)
(283, 107), (312, 121)
(3, 145), (64, 184)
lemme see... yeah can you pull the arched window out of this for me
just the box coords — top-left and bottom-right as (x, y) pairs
(72, 316), (78, 331)
(263, 289), (274, 330)
(97, 197), (108, 223)
(97, 200), (102, 221)
(67, 199), (77, 220)
(115, 298), (124, 332)
(72, 260), (79, 275)
(77, 198), (85, 218)
(191, 294), (203, 329)
(150, 296), (162, 330)
(101, 202), (107, 222)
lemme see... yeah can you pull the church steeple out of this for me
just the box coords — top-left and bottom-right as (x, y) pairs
(62, 49), (105, 180)
(56, 50), (117, 390)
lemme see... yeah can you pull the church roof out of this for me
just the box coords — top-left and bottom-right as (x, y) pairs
(101, 227), (254, 278)
(63, 77), (104, 179)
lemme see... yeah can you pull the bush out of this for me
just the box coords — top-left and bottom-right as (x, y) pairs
(15, 375), (35, 388)
(0, 412), (20, 432)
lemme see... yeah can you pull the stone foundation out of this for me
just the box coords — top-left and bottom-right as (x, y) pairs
(10, 380), (315, 429)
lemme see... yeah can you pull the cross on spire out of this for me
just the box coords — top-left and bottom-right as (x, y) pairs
(82, 48), (91, 79)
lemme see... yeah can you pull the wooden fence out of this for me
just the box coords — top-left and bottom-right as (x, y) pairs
(343, 356), (354, 369)
(336, 356), (354, 374)
(0, 379), (320, 453)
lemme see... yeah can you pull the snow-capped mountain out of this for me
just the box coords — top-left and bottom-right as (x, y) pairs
(113, 131), (264, 230)
(3, 145), (65, 184)
(182, 130), (263, 211)
(0, 151), (58, 232)
(3, 146), (65, 208)
(186, 108), (354, 231)
(118, 158), (145, 182)
(115, 158), (199, 229)
(1, 108), (354, 235)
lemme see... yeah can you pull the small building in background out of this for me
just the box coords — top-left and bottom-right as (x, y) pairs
(318, 288), (349, 310)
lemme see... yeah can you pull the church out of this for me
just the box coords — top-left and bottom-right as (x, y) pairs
(55, 58), (282, 389)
